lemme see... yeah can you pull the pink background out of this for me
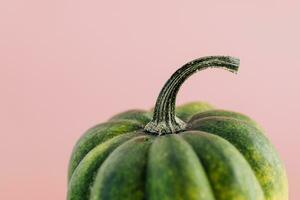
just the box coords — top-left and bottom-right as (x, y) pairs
(1, 1), (299, 199)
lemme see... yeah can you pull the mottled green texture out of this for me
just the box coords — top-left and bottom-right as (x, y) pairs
(68, 133), (142, 200)
(68, 103), (288, 200)
(188, 117), (288, 200)
(90, 135), (152, 200)
(68, 120), (143, 181)
(182, 131), (264, 200)
(176, 102), (214, 122)
(147, 134), (214, 200)
(189, 109), (261, 129)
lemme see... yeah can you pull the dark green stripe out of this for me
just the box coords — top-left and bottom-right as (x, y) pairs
(189, 117), (288, 200)
(146, 134), (214, 200)
(188, 109), (261, 129)
(67, 133), (142, 200)
(68, 120), (143, 181)
(182, 131), (264, 200)
(90, 135), (152, 200)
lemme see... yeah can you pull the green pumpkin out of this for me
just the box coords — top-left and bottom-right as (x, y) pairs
(67, 56), (288, 200)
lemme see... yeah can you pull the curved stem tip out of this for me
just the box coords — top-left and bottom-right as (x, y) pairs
(144, 56), (240, 135)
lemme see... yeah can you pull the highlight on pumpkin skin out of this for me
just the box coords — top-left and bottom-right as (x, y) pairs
(175, 102), (215, 122)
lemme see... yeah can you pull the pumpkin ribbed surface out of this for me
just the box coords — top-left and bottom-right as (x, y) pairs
(68, 103), (287, 200)
(68, 56), (288, 200)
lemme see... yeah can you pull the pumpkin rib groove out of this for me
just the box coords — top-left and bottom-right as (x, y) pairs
(178, 133), (217, 200)
(188, 115), (260, 131)
(189, 109), (256, 123)
(68, 132), (145, 200)
(180, 132), (233, 198)
(189, 118), (264, 184)
(146, 134), (215, 200)
(188, 117), (288, 200)
(68, 119), (144, 181)
(90, 135), (152, 200)
(181, 131), (265, 200)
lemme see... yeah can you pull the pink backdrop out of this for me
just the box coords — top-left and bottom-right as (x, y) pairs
(1, 1), (299, 199)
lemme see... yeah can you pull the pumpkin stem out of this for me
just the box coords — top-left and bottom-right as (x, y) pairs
(144, 56), (240, 135)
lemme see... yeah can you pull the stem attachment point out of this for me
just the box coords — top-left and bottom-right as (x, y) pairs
(144, 56), (240, 135)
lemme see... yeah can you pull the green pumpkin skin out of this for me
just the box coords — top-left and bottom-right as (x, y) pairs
(68, 56), (288, 200)
(68, 102), (288, 200)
